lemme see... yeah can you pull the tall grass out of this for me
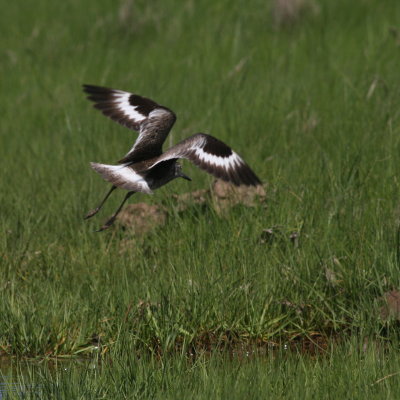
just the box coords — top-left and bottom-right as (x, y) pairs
(2, 340), (400, 399)
(1, 0), (400, 396)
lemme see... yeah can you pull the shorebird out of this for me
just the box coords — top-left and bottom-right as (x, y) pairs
(83, 84), (261, 231)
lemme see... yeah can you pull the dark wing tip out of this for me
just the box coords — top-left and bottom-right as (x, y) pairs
(237, 163), (262, 186)
(189, 154), (261, 187)
(83, 84), (112, 94)
(82, 84), (145, 133)
(225, 164), (262, 187)
(197, 134), (261, 186)
(83, 84), (118, 104)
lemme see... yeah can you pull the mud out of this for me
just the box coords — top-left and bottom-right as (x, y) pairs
(117, 203), (168, 234)
(117, 180), (267, 235)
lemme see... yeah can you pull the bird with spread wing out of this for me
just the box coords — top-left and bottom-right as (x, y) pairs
(83, 84), (261, 231)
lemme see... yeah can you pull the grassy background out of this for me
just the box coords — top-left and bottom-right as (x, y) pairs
(1, 0), (400, 397)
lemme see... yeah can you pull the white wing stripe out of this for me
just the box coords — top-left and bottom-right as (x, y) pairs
(193, 147), (242, 170)
(114, 92), (147, 122)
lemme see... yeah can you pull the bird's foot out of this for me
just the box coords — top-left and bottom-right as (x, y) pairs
(84, 207), (100, 220)
(96, 216), (116, 232)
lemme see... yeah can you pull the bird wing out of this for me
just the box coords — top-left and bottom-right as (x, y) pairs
(148, 133), (261, 186)
(83, 85), (176, 163)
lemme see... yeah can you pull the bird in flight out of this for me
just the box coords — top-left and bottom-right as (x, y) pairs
(83, 84), (261, 231)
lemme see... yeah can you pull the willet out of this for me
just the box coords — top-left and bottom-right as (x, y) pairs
(83, 84), (261, 231)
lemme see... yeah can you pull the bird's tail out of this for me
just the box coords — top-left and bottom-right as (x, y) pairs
(90, 162), (153, 193)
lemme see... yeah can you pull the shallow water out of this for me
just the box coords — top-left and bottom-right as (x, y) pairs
(0, 382), (37, 399)
(0, 359), (37, 398)
(0, 339), (336, 398)
(0, 357), (93, 398)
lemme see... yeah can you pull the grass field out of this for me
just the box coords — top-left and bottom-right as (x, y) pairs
(2, 0), (400, 397)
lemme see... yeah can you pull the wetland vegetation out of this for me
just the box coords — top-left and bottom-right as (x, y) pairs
(1, 0), (400, 397)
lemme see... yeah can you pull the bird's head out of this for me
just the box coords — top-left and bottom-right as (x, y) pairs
(174, 163), (192, 181)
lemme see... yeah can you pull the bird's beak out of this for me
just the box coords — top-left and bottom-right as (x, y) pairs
(179, 172), (192, 181)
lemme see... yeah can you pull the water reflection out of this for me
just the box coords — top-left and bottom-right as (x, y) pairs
(0, 359), (34, 398)
(0, 354), (101, 399)
(0, 382), (36, 399)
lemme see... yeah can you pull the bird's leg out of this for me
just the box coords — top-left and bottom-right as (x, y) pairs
(84, 185), (117, 220)
(96, 191), (135, 232)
